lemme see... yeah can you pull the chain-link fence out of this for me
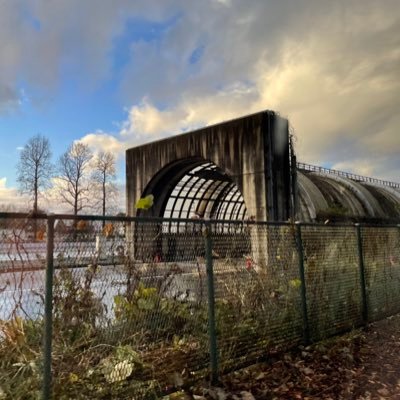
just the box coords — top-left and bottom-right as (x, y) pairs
(0, 213), (399, 399)
(210, 223), (303, 373)
(362, 226), (400, 321)
(301, 225), (363, 341)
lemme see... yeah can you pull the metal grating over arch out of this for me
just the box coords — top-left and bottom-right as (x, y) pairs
(162, 161), (247, 233)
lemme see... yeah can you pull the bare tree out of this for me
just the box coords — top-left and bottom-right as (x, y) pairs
(92, 151), (117, 223)
(58, 142), (93, 215)
(16, 135), (53, 215)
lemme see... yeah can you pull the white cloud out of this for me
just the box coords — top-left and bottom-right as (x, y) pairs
(1, 0), (398, 182)
(80, 81), (261, 155)
(120, 82), (259, 138)
(111, 0), (400, 182)
(121, 99), (189, 138)
(0, 178), (28, 210)
(78, 132), (125, 158)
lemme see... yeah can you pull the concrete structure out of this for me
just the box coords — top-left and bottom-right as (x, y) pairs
(296, 163), (400, 223)
(126, 110), (400, 226)
(126, 110), (291, 222)
(125, 109), (399, 264)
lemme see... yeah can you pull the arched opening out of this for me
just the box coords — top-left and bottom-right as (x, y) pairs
(135, 158), (250, 261)
(138, 158), (248, 232)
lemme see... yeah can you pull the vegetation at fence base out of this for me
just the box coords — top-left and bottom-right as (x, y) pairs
(0, 318), (43, 399)
(212, 266), (304, 372)
(0, 263), (304, 399)
(0, 260), (211, 399)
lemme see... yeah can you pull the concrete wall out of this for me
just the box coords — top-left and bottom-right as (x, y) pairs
(126, 110), (291, 222)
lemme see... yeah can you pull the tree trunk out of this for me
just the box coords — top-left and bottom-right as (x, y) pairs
(102, 176), (106, 228)
(33, 171), (38, 240)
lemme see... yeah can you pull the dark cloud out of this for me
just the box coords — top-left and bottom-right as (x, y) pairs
(0, 85), (20, 114)
(0, 0), (180, 112)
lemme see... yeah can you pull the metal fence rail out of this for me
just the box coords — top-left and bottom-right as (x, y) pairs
(0, 213), (399, 399)
(297, 162), (400, 189)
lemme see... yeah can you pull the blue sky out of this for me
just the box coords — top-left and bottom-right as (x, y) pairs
(0, 11), (177, 185)
(0, 0), (399, 210)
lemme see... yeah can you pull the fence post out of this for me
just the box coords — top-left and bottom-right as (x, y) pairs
(295, 222), (310, 344)
(204, 221), (218, 384)
(43, 216), (55, 400)
(355, 223), (368, 324)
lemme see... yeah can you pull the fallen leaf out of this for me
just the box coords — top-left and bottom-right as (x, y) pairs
(377, 388), (390, 396)
(240, 391), (255, 400)
(255, 372), (266, 380)
(208, 387), (228, 400)
(302, 367), (314, 376)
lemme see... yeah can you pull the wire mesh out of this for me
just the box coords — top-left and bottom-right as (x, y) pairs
(1, 214), (399, 399)
(362, 226), (400, 321)
(49, 218), (209, 399)
(210, 222), (303, 372)
(0, 216), (47, 399)
(301, 225), (363, 341)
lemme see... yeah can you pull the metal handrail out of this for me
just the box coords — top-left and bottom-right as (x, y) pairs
(297, 162), (400, 189)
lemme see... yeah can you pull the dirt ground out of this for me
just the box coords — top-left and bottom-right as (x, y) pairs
(174, 314), (400, 400)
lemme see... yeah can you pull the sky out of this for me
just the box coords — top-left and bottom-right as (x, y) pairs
(0, 0), (399, 211)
